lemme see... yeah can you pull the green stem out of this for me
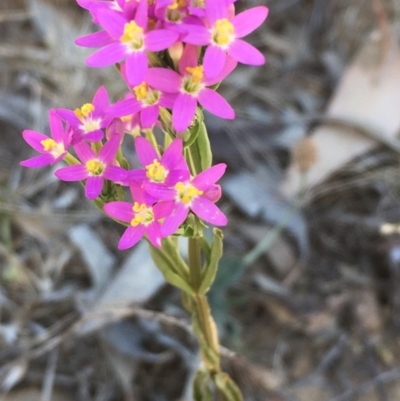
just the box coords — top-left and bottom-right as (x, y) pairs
(189, 237), (202, 290)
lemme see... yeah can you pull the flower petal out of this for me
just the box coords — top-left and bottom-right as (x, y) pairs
(146, 221), (162, 247)
(75, 30), (114, 48)
(228, 39), (265, 66)
(22, 130), (48, 153)
(103, 201), (134, 222)
(161, 138), (183, 169)
(85, 176), (103, 199)
(128, 169), (147, 183)
(99, 135), (119, 164)
(145, 68), (181, 93)
(74, 140), (95, 163)
(161, 202), (189, 237)
(97, 8), (125, 38)
(172, 93), (197, 133)
(135, 136), (159, 166)
(92, 86), (109, 114)
(55, 164), (88, 181)
(86, 42), (126, 68)
(203, 45), (226, 79)
(198, 88), (234, 119)
(145, 182), (176, 201)
(84, 129), (104, 142)
(135, 0), (148, 28)
(118, 225), (146, 249)
(190, 196), (227, 226)
(205, 0), (228, 24)
(140, 105), (159, 128)
(181, 25), (209, 46)
(165, 169), (190, 186)
(49, 109), (65, 143)
(20, 153), (54, 168)
(178, 44), (199, 75)
(232, 6), (269, 38)
(146, 29), (179, 52)
(192, 163), (226, 190)
(204, 56), (237, 86)
(56, 109), (80, 127)
(153, 201), (175, 219)
(126, 51), (148, 86)
(108, 98), (142, 117)
(159, 92), (177, 109)
(103, 165), (128, 184)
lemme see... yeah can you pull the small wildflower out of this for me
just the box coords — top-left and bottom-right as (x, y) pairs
(103, 182), (174, 248)
(55, 135), (127, 199)
(145, 163), (228, 236)
(20, 109), (71, 168)
(57, 86), (111, 144)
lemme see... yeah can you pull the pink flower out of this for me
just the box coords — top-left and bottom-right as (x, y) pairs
(108, 65), (176, 128)
(55, 135), (127, 199)
(129, 136), (190, 187)
(57, 86), (111, 144)
(181, 3), (268, 78)
(20, 109), (71, 168)
(146, 44), (237, 132)
(145, 163), (228, 236)
(76, 0), (179, 85)
(103, 182), (174, 248)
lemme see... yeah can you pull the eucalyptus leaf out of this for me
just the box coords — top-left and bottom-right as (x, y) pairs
(199, 229), (223, 294)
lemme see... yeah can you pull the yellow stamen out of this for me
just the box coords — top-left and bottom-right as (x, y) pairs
(131, 202), (154, 226)
(134, 82), (148, 101)
(186, 66), (203, 84)
(41, 138), (57, 152)
(86, 159), (104, 175)
(168, 0), (187, 9)
(145, 159), (168, 183)
(120, 21), (144, 50)
(213, 18), (234, 47)
(175, 181), (203, 205)
(74, 103), (95, 121)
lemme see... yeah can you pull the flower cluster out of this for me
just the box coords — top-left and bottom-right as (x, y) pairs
(20, 0), (268, 250)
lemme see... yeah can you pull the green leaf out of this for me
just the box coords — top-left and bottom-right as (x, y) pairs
(148, 244), (194, 296)
(215, 372), (243, 401)
(193, 368), (213, 401)
(199, 229), (223, 294)
(196, 122), (212, 171)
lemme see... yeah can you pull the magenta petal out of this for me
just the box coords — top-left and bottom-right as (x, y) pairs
(228, 39), (265, 66)
(190, 196), (227, 226)
(118, 225), (146, 250)
(161, 138), (183, 169)
(74, 140), (95, 163)
(135, 136), (159, 166)
(108, 98), (142, 117)
(140, 106), (159, 128)
(232, 6), (269, 38)
(97, 9), (125, 38)
(85, 176), (103, 199)
(103, 201), (134, 222)
(146, 221), (162, 247)
(159, 92), (177, 109)
(55, 165), (88, 181)
(86, 42), (126, 68)
(75, 30), (114, 48)
(135, 0), (148, 28)
(92, 86), (109, 113)
(198, 88), (234, 119)
(49, 109), (64, 142)
(84, 129), (104, 142)
(178, 44), (199, 76)
(20, 153), (54, 168)
(203, 45), (226, 79)
(191, 163), (227, 190)
(99, 135), (119, 164)
(103, 165), (128, 183)
(145, 68), (181, 93)
(204, 184), (222, 203)
(172, 93), (197, 133)
(181, 25), (209, 46)
(161, 202), (189, 237)
(56, 109), (80, 127)
(126, 51), (148, 86)
(165, 169), (190, 186)
(153, 201), (175, 219)
(145, 30), (178, 52)
(22, 130), (48, 152)
(128, 169), (147, 183)
(145, 182), (176, 201)
(204, 56), (237, 86)
(205, 0), (227, 24)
